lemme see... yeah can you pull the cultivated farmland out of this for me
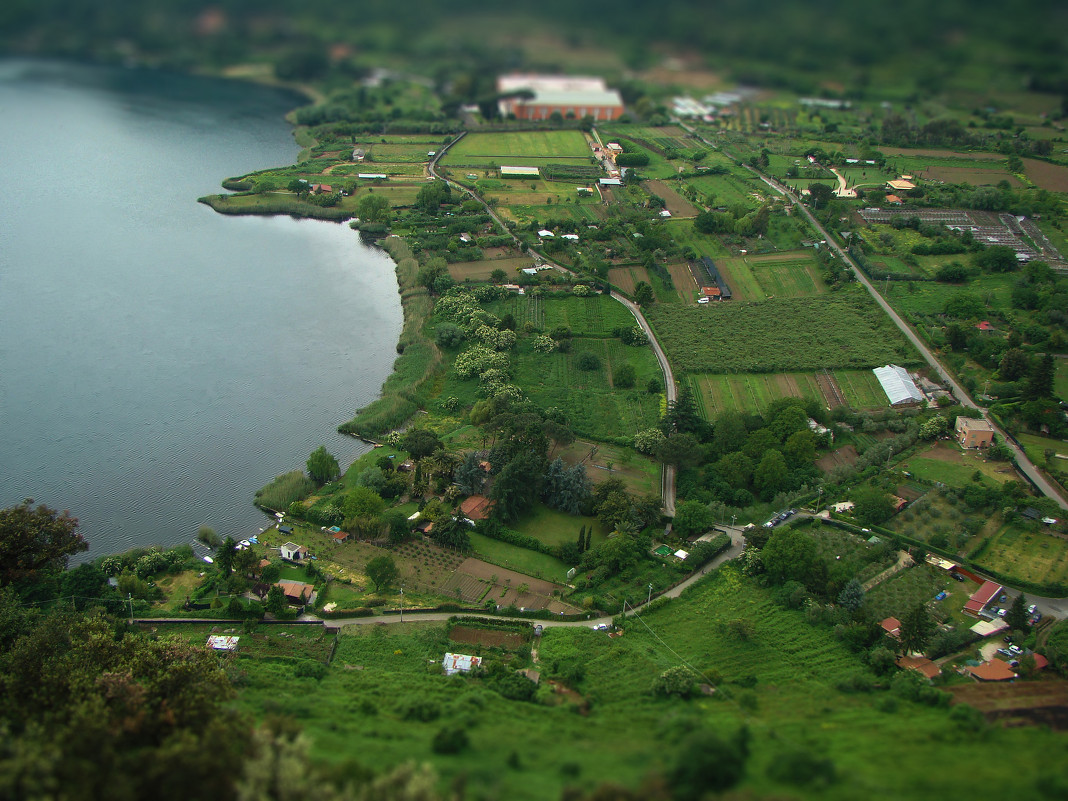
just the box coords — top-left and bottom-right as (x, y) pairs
(647, 291), (919, 374)
(689, 369), (886, 416)
(442, 131), (593, 167)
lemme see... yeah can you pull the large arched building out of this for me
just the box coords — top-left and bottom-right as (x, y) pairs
(497, 74), (625, 121)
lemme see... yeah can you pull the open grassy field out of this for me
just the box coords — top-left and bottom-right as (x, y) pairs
(448, 256), (532, 282)
(883, 273), (1017, 317)
(914, 165), (1022, 186)
(606, 265), (652, 296)
(641, 179), (700, 217)
(510, 505), (609, 550)
(897, 441), (1020, 487)
(467, 531), (570, 580)
(647, 291), (919, 374)
(971, 520), (1068, 588)
(704, 252), (825, 302)
(556, 439), (661, 496)
(442, 131), (592, 166)
(230, 568), (1068, 801)
(489, 294), (640, 337)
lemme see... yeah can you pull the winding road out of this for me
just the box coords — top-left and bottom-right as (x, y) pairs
(427, 135), (679, 517)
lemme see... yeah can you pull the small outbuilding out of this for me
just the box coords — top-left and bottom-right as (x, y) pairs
(443, 652), (483, 675)
(460, 495), (495, 522)
(964, 658), (1017, 682)
(280, 542), (308, 561)
(880, 617), (902, 638)
(275, 579), (315, 605)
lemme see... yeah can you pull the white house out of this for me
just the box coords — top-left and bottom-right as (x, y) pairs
(280, 542), (308, 561)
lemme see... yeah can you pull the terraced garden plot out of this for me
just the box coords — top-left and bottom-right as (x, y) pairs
(665, 262), (699, 300)
(489, 294), (639, 337)
(713, 257), (764, 300)
(367, 143), (435, 163)
(690, 372), (825, 416)
(448, 256), (532, 282)
(833, 369), (889, 409)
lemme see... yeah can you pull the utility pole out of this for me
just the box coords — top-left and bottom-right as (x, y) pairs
(647, 583), (653, 606)
(127, 593), (133, 625)
(399, 586), (404, 624)
(730, 514), (737, 529)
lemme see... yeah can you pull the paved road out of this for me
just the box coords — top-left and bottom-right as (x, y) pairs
(612, 291), (678, 516)
(687, 128), (1068, 512)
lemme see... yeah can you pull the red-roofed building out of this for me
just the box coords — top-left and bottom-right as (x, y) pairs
(275, 579), (315, 606)
(896, 655), (941, 680)
(963, 580), (1002, 617)
(701, 286), (722, 298)
(976, 320), (993, 332)
(1032, 653), (1049, 672)
(460, 495), (495, 522)
(885, 194), (903, 205)
(964, 659), (1017, 682)
(881, 617), (901, 638)
(330, 530), (351, 543)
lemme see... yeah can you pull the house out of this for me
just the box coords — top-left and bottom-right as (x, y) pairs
(833, 501), (855, 514)
(280, 542), (308, 562)
(330, 530), (351, 544)
(311, 184), (333, 193)
(702, 286), (722, 299)
(885, 194), (903, 205)
(460, 495), (494, 522)
(925, 554), (958, 572)
(963, 580), (1003, 617)
(896, 655), (940, 680)
(955, 416), (995, 449)
(976, 320), (994, 332)
(275, 579), (315, 606)
(886, 179), (916, 192)
(964, 659), (1017, 682)
(442, 652), (483, 675)
(880, 617), (902, 638)
(969, 618), (1009, 637)
(890, 495), (909, 512)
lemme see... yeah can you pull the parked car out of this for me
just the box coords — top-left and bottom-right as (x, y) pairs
(1009, 645), (1023, 655)
(996, 608), (1008, 617)
(1030, 613), (1043, 624)
(1027, 604), (1038, 614)
(950, 572), (966, 582)
(591, 623), (609, 631)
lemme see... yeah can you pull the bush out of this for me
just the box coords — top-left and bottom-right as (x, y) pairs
(651, 666), (698, 698)
(576, 351), (601, 371)
(293, 660), (327, 680)
(431, 724), (470, 754)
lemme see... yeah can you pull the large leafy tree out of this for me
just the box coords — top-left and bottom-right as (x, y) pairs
(673, 500), (715, 539)
(399, 428), (443, 460)
(365, 555), (399, 593)
(0, 594), (248, 801)
(0, 500), (87, 589)
(306, 446), (340, 485)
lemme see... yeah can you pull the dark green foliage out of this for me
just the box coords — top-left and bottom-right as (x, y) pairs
(837, 578), (865, 611)
(898, 603), (935, 655)
(651, 665), (698, 698)
(1006, 592), (1030, 632)
(431, 724), (469, 754)
(542, 458), (593, 515)
(576, 351), (601, 371)
(365, 555), (398, 592)
(768, 747), (836, 788)
(853, 485), (897, 525)
(307, 446), (340, 484)
(612, 363), (637, 389)
(761, 528), (825, 592)
(667, 729), (748, 800)
(399, 428), (444, 460)
(672, 500), (714, 539)
(294, 660), (327, 680)
(0, 501), (87, 589)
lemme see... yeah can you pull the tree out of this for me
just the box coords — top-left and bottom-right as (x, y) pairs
(837, 578), (865, 612)
(612, 363), (637, 389)
(753, 450), (789, 500)
(266, 584), (287, 615)
(306, 446), (340, 484)
(974, 244), (1018, 272)
(0, 500), (87, 588)
(1006, 593), (1030, 632)
(998, 348), (1030, 381)
(633, 281), (654, 306)
(357, 193), (391, 224)
(853, 485), (896, 525)
(782, 429), (817, 467)
(668, 729), (748, 800)
(761, 528), (822, 590)
(655, 433), (703, 469)
(542, 459), (592, 515)
(365, 555), (399, 593)
(343, 486), (386, 522)
(196, 525), (221, 551)
(899, 603), (935, 654)
(945, 323), (968, 352)
(490, 268), (507, 284)
(1026, 353), (1055, 400)
(808, 183), (834, 209)
(215, 536), (237, 576)
(454, 451), (488, 495)
(651, 666), (698, 698)
(400, 428), (444, 460)
(576, 351), (601, 371)
(673, 500), (715, 539)
(919, 415), (949, 440)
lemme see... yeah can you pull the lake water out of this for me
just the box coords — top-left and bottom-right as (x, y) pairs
(0, 60), (402, 558)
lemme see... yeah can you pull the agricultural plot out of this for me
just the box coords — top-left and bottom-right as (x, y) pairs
(690, 369), (884, 416)
(641, 179), (700, 217)
(1024, 157), (1068, 192)
(897, 441), (1019, 487)
(972, 522), (1068, 588)
(688, 171), (764, 209)
(747, 252), (825, 298)
(367, 142), (436, 163)
(489, 294), (639, 337)
(886, 273), (1017, 317)
(513, 338), (662, 440)
(607, 265), (652, 296)
(448, 256), (532, 282)
(442, 131), (592, 166)
(555, 439), (661, 496)
(915, 165), (1022, 186)
(648, 291), (919, 374)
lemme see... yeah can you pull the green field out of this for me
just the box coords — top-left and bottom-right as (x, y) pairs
(898, 441), (1018, 487)
(488, 294), (639, 337)
(228, 568), (1067, 801)
(648, 291), (919, 374)
(442, 131), (592, 166)
(510, 505), (609, 549)
(467, 531), (570, 580)
(972, 521), (1068, 588)
(716, 252), (825, 300)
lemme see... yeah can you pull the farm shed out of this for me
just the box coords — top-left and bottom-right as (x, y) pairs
(280, 542), (308, 561)
(501, 165), (540, 178)
(886, 179), (916, 191)
(880, 617), (901, 638)
(970, 618), (1008, 637)
(872, 365), (923, 406)
(442, 652), (483, 675)
(357, 173), (388, 180)
(963, 580), (1003, 617)
(956, 416), (995, 449)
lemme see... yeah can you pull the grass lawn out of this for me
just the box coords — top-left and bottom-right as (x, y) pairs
(865, 565), (961, 625)
(898, 440), (1018, 487)
(510, 505), (608, 549)
(972, 520), (1068, 588)
(467, 531), (570, 581)
(555, 439), (661, 496)
(442, 131), (592, 166)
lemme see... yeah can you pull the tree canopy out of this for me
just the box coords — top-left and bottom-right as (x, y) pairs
(0, 500), (87, 589)
(306, 446), (340, 484)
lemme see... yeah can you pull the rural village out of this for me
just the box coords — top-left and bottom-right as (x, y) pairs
(5, 4), (1068, 798)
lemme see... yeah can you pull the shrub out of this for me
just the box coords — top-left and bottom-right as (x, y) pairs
(576, 351), (601, 371)
(294, 661), (327, 680)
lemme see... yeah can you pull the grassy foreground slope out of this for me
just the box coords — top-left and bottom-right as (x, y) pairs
(230, 567), (1063, 800)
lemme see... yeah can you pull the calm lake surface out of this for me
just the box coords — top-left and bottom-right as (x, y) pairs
(0, 60), (402, 558)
